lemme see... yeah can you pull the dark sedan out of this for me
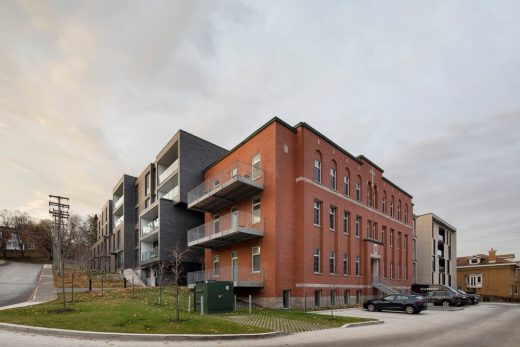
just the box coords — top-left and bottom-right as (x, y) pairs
(457, 289), (480, 305)
(363, 294), (428, 314)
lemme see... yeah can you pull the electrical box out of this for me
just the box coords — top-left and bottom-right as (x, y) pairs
(195, 280), (234, 314)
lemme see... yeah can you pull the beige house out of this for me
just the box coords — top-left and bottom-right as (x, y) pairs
(457, 249), (520, 302)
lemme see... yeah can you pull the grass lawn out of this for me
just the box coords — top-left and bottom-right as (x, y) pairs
(0, 287), (371, 334)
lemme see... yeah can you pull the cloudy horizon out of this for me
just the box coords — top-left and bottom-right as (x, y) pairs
(1, 0), (519, 257)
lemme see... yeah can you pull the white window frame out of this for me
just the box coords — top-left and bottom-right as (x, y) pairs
(313, 248), (321, 273)
(313, 200), (321, 226)
(344, 176), (349, 196)
(329, 206), (336, 231)
(355, 256), (361, 276)
(329, 251), (336, 274)
(252, 153), (261, 180)
(252, 196), (261, 224)
(252, 246), (261, 273)
(213, 255), (220, 276)
(314, 159), (321, 182)
(355, 216), (361, 238)
(330, 168), (337, 190)
(343, 254), (349, 276)
(343, 211), (349, 234)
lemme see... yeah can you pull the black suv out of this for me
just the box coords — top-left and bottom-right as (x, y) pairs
(429, 288), (462, 307)
(411, 284), (462, 307)
(363, 294), (428, 314)
(457, 289), (480, 305)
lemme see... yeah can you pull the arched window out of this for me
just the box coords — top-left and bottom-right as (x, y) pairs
(390, 196), (394, 217)
(314, 151), (322, 183)
(404, 204), (408, 223)
(366, 182), (372, 206)
(355, 176), (362, 202)
(382, 191), (387, 213)
(343, 168), (350, 196)
(397, 200), (402, 220)
(330, 160), (337, 190)
(373, 185), (378, 209)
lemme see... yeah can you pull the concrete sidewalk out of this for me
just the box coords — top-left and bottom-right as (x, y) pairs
(0, 264), (57, 311)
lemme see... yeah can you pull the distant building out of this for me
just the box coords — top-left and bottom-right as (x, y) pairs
(0, 226), (47, 258)
(457, 249), (520, 302)
(414, 213), (457, 287)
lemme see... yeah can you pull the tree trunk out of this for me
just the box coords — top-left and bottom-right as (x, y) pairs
(176, 285), (180, 321)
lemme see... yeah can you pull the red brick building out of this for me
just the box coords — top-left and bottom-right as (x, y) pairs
(187, 118), (413, 308)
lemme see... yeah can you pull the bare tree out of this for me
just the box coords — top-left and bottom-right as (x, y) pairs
(11, 211), (32, 257)
(170, 242), (189, 321)
(157, 259), (171, 305)
(31, 219), (54, 260)
(0, 209), (13, 258)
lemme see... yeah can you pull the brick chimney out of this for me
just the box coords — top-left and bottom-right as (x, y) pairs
(489, 248), (497, 263)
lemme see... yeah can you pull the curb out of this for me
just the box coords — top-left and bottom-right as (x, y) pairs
(0, 322), (286, 341)
(342, 320), (384, 328)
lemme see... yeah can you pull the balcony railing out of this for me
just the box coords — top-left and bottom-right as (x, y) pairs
(141, 248), (158, 262)
(187, 211), (264, 248)
(114, 195), (124, 210)
(160, 186), (180, 201)
(114, 215), (124, 227)
(158, 159), (179, 185)
(187, 161), (264, 211)
(141, 219), (159, 237)
(187, 266), (264, 288)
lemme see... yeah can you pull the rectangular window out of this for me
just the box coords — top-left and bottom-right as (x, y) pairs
(343, 254), (349, 275)
(213, 215), (220, 234)
(252, 153), (261, 180)
(366, 220), (372, 239)
(355, 216), (361, 237)
(355, 182), (361, 201)
(381, 226), (386, 245)
(314, 290), (321, 307)
(330, 168), (337, 190)
(390, 230), (394, 247)
(397, 232), (401, 249)
(313, 248), (320, 273)
(432, 255), (436, 271)
(145, 198), (150, 208)
(404, 235), (408, 251)
(344, 290), (350, 305)
(373, 222), (378, 240)
(135, 184), (139, 203)
(343, 211), (350, 234)
(313, 200), (321, 226)
(252, 246), (261, 272)
(213, 255), (220, 276)
(329, 251), (335, 274)
(344, 176), (349, 196)
(356, 290), (361, 304)
(145, 173), (150, 196)
(355, 256), (360, 276)
(330, 290), (337, 306)
(252, 197), (261, 224)
(329, 206), (336, 230)
(314, 160), (321, 182)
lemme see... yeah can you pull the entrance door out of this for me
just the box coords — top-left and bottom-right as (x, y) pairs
(283, 290), (290, 309)
(372, 258), (379, 283)
(231, 251), (238, 282)
(231, 208), (238, 229)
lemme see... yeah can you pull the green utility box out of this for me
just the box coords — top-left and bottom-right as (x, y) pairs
(195, 281), (234, 314)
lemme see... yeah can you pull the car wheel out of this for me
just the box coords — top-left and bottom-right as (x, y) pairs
(367, 304), (376, 312)
(442, 300), (450, 308)
(405, 306), (415, 314)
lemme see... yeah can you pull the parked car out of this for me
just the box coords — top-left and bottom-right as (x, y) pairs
(428, 288), (462, 307)
(457, 289), (480, 305)
(363, 294), (428, 314)
(455, 289), (472, 305)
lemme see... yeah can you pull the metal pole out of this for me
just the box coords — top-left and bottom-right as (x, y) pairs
(201, 296), (204, 315)
(249, 294), (252, 314)
(304, 290), (307, 313)
(132, 276), (135, 298)
(234, 294), (237, 312)
(71, 273), (74, 302)
(188, 294), (191, 313)
(101, 276), (104, 297)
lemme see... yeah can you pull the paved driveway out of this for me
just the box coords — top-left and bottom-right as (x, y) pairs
(0, 262), (42, 307)
(1, 303), (519, 346)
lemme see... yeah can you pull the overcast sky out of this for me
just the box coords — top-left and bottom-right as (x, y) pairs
(1, 0), (519, 257)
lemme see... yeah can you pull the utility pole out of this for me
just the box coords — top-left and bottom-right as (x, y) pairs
(49, 195), (69, 309)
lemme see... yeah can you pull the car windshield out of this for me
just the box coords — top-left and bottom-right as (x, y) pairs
(458, 290), (468, 294)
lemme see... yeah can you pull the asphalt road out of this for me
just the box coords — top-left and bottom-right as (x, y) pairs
(0, 262), (42, 307)
(0, 303), (519, 346)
